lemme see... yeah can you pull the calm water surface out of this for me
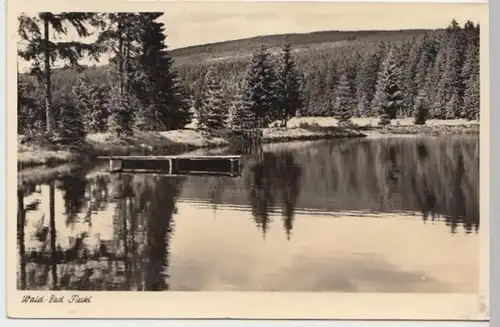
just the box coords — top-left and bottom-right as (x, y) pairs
(17, 136), (480, 292)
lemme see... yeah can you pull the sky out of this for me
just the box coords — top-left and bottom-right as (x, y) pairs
(16, 2), (487, 71)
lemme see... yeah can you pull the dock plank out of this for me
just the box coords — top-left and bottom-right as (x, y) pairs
(98, 155), (241, 160)
(100, 154), (243, 176)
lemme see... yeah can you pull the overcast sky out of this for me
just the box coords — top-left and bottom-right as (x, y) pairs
(16, 2), (487, 71)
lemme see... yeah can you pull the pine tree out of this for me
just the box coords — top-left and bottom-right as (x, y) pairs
(413, 91), (429, 125)
(461, 42), (479, 85)
(57, 95), (87, 148)
(463, 73), (479, 120)
(425, 36), (448, 115)
(402, 36), (425, 113)
(242, 45), (277, 127)
(275, 38), (303, 127)
(198, 67), (226, 131)
(414, 35), (439, 104)
(131, 13), (191, 131)
(72, 74), (109, 133)
(372, 49), (403, 123)
(18, 12), (103, 134)
(430, 21), (468, 119)
(18, 75), (40, 135)
(97, 13), (143, 97)
(461, 25), (479, 94)
(431, 78), (448, 119)
(445, 92), (461, 119)
(106, 86), (137, 137)
(461, 22), (480, 121)
(358, 94), (372, 117)
(439, 36), (464, 118)
(356, 51), (382, 116)
(333, 74), (354, 124)
(229, 84), (255, 130)
(168, 74), (192, 130)
(337, 52), (361, 115)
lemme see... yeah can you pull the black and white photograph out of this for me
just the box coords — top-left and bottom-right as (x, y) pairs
(8, 0), (489, 320)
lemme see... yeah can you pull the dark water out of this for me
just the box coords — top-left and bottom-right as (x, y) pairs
(17, 136), (480, 292)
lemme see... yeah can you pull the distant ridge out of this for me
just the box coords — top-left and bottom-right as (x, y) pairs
(169, 28), (434, 59)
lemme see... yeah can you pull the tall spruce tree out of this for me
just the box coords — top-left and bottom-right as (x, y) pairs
(461, 23), (480, 120)
(445, 92), (461, 119)
(414, 35), (439, 101)
(413, 90), (430, 125)
(106, 85), (137, 137)
(168, 74), (192, 129)
(333, 74), (355, 124)
(463, 73), (479, 120)
(425, 38), (447, 116)
(72, 73), (109, 133)
(18, 12), (103, 134)
(461, 41), (479, 86)
(96, 13), (145, 135)
(432, 29), (464, 119)
(97, 13), (143, 97)
(198, 67), (226, 131)
(402, 36), (425, 113)
(229, 83), (255, 130)
(372, 49), (403, 123)
(275, 38), (303, 127)
(131, 13), (191, 131)
(242, 45), (277, 127)
(356, 51), (382, 116)
(18, 74), (40, 135)
(57, 96), (87, 148)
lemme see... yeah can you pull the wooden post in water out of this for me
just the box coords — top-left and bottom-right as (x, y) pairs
(230, 158), (235, 175)
(109, 158), (123, 173)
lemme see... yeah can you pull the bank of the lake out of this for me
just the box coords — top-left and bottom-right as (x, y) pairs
(17, 117), (480, 169)
(360, 123), (480, 137)
(17, 125), (365, 169)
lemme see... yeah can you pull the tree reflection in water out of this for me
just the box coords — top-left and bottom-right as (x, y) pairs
(17, 173), (185, 291)
(245, 150), (302, 239)
(16, 136), (479, 290)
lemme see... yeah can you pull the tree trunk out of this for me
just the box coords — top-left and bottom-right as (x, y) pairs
(122, 198), (131, 290)
(118, 18), (124, 97)
(124, 26), (130, 94)
(43, 18), (53, 133)
(49, 182), (58, 290)
(17, 190), (26, 290)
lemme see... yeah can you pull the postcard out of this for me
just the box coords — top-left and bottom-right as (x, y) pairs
(7, 0), (490, 320)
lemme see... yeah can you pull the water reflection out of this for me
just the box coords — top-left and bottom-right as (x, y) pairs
(245, 151), (302, 239)
(17, 136), (480, 291)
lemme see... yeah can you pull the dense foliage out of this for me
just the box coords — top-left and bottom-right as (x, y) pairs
(18, 16), (480, 143)
(18, 12), (191, 144)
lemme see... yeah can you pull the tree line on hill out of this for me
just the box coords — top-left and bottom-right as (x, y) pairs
(17, 13), (480, 148)
(178, 18), (479, 125)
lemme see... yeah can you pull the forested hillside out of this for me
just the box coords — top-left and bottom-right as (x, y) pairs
(172, 20), (479, 121)
(18, 13), (480, 148)
(169, 29), (430, 63)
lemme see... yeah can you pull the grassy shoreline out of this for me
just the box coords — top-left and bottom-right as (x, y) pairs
(17, 126), (364, 169)
(17, 117), (479, 170)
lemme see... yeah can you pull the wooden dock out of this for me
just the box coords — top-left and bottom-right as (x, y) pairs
(98, 155), (243, 177)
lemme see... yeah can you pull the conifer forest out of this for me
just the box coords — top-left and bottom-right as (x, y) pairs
(17, 13), (480, 148)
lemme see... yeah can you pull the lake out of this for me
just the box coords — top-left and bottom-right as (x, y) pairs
(16, 136), (480, 293)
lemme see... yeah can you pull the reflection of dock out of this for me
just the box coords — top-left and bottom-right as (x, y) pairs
(98, 155), (243, 177)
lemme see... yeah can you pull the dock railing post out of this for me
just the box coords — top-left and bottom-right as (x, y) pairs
(230, 159), (235, 176)
(109, 158), (122, 173)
